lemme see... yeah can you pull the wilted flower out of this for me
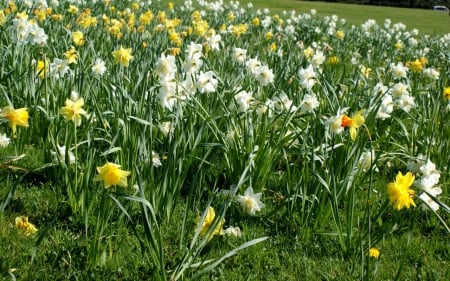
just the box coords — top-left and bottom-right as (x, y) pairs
(112, 46), (133, 67)
(224, 226), (242, 238)
(15, 216), (38, 236)
(1, 106), (29, 136)
(237, 187), (265, 216)
(388, 171), (416, 210)
(59, 98), (87, 126)
(94, 162), (131, 188)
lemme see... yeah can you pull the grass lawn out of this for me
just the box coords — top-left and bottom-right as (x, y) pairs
(181, 0), (450, 35)
(1, 0), (449, 280)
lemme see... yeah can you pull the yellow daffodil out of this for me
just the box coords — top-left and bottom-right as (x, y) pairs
(369, 248), (380, 259)
(59, 98), (87, 126)
(64, 46), (79, 64)
(72, 30), (84, 46)
(112, 46), (133, 67)
(340, 111), (365, 140)
(336, 30), (344, 39)
(1, 106), (29, 135)
(68, 5), (78, 14)
(196, 207), (225, 239)
(15, 216), (38, 236)
(409, 59), (422, 73)
(443, 87), (450, 100)
(388, 171), (416, 210)
(36, 59), (50, 78)
(94, 162), (131, 188)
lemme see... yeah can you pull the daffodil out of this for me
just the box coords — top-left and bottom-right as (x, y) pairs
(369, 248), (380, 259)
(196, 206), (224, 239)
(443, 87), (450, 100)
(59, 98), (87, 126)
(387, 171), (416, 210)
(72, 30), (84, 46)
(15, 216), (38, 236)
(112, 46), (133, 67)
(1, 106), (29, 135)
(341, 111), (365, 140)
(64, 46), (79, 64)
(36, 59), (50, 78)
(94, 162), (131, 188)
(237, 187), (265, 216)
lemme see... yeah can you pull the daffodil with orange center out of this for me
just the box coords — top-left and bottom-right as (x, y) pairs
(340, 111), (365, 140)
(59, 98), (87, 126)
(387, 171), (416, 210)
(94, 162), (131, 188)
(1, 106), (29, 135)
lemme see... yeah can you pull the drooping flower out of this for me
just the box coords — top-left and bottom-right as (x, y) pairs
(196, 206), (225, 238)
(93, 162), (131, 188)
(59, 98), (87, 126)
(369, 248), (380, 259)
(237, 187), (265, 216)
(387, 171), (416, 210)
(15, 216), (38, 236)
(224, 226), (242, 238)
(112, 46), (133, 67)
(1, 106), (29, 135)
(340, 111), (365, 140)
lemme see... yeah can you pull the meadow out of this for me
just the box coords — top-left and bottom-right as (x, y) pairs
(0, 0), (449, 280)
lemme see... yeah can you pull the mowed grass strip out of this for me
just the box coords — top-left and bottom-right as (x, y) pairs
(173, 0), (450, 35)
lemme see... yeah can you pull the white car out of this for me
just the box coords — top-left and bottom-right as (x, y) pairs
(433, 6), (449, 12)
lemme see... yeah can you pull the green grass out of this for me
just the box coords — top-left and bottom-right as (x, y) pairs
(173, 0), (450, 35)
(1, 0), (449, 280)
